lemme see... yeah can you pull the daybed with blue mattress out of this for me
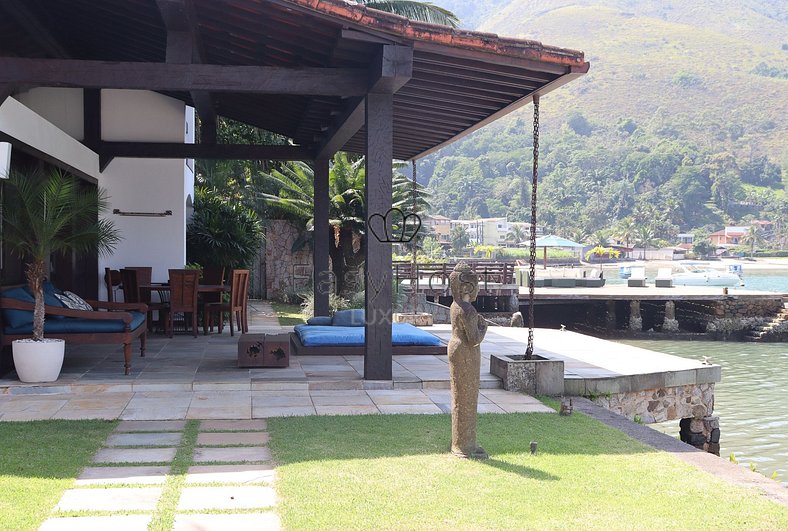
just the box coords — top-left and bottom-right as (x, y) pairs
(291, 309), (446, 356)
(1, 283), (148, 375)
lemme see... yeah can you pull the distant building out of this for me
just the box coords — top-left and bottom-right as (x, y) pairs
(710, 227), (748, 246)
(449, 217), (541, 246)
(677, 233), (694, 251)
(422, 214), (451, 245)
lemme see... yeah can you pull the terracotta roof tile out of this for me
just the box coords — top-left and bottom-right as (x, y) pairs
(284, 0), (586, 68)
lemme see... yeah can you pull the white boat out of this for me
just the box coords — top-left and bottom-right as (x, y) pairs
(672, 262), (743, 287)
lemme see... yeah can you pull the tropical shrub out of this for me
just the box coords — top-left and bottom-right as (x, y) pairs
(186, 187), (264, 269)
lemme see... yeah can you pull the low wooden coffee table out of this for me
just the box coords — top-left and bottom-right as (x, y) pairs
(238, 333), (290, 368)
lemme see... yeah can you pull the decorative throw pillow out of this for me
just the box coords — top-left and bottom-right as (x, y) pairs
(55, 291), (93, 311)
(307, 316), (332, 326)
(332, 309), (365, 326)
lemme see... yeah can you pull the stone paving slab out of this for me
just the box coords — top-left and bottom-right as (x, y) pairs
(186, 405), (252, 419)
(253, 405), (316, 418)
(315, 404), (381, 416)
(176, 486), (276, 510)
(76, 466), (170, 485)
(40, 515), (152, 530)
(251, 394), (314, 407)
(367, 390), (434, 405)
(197, 432), (270, 446)
(55, 487), (161, 511)
(119, 407), (189, 421)
(116, 420), (187, 432)
(193, 446), (271, 463)
(93, 447), (177, 464)
(106, 432), (183, 447)
(377, 404), (443, 414)
(310, 392), (375, 407)
(200, 419), (267, 431)
(173, 512), (280, 530)
(185, 464), (275, 484)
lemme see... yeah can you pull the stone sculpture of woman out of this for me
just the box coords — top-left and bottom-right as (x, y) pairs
(448, 262), (488, 459)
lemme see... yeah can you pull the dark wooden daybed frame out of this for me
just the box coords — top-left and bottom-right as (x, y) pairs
(0, 298), (148, 375)
(290, 332), (447, 357)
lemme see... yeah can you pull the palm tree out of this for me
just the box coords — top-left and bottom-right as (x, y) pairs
(634, 225), (655, 261)
(359, 1), (459, 27)
(505, 224), (528, 246)
(741, 224), (764, 258)
(587, 229), (610, 249)
(2, 168), (120, 340)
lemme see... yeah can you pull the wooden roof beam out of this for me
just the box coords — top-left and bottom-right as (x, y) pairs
(0, 57), (370, 96)
(156, 0), (217, 143)
(99, 142), (311, 161)
(312, 45), (412, 159)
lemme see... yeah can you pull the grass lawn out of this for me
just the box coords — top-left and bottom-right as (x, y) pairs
(269, 412), (788, 530)
(0, 420), (116, 530)
(271, 301), (306, 326)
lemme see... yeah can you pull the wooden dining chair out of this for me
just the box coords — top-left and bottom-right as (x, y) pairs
(204, 269), (249, 336)
(104, 267), (122, 302)
(167, 269), (200, 338)
(120, 267), (169, 332)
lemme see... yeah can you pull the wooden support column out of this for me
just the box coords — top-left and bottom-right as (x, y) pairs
(0, 85), (13, 106)
(364, 92), (394, 381)
(83, 89), (101, 151)
(313, 157), (331, 317)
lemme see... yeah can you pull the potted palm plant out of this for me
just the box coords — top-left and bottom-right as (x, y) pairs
(2, 167), (120, 382)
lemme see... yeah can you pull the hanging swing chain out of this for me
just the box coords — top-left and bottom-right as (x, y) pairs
(527, 95), (540, 358)
(411, 160), (418, 315)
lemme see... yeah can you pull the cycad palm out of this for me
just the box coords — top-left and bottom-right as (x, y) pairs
(3, 168), (120, 340)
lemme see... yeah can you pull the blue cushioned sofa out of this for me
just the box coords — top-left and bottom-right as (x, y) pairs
(1, 284), (148, 375)
(290, 309), (446, 356)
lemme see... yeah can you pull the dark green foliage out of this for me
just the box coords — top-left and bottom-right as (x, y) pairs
(672, 70), (704, 88)
(751, 62), (788, 79)
(186, 187), (264, 269)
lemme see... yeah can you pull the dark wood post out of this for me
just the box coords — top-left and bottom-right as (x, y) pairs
(364, 91), (394, 380)
(313, 157), (330, 317)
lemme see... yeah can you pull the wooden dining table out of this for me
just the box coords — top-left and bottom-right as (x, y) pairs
(139, 283), (230, 294)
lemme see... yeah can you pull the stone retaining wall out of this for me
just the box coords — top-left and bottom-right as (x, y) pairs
(264, 220), (312, 302)
(589, 383), (715, 424)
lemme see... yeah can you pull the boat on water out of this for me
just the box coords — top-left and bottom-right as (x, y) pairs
(672, 262), (743, 287)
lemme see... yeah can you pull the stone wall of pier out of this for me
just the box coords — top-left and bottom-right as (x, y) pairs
(715, 297), (783, 320)
(588, 383), (715, 424)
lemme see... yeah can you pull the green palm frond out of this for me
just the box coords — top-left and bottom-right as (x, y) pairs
(362, 0), (459, 27)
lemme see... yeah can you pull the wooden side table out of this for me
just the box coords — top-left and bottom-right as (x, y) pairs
(238, 333), (290, 368)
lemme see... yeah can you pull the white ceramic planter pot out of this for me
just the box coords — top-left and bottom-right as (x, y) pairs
(12, 338), (65, 383)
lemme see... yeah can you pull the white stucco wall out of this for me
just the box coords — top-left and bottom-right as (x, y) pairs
(0, 88), (193, 298)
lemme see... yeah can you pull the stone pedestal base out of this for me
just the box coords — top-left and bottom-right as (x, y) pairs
(393, 312), (434, 326)
(489, 354), (564, 395)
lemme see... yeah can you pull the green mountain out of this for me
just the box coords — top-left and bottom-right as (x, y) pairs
(419, 0), (787, 246)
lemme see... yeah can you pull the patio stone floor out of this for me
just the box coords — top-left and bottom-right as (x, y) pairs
(0, 301), (555, 420)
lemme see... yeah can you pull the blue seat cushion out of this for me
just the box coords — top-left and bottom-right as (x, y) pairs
(294, 323), (441, 347)
(1, 286), (36, 328)
(4, 311), (146, 335)
(332, 309), (365, 326)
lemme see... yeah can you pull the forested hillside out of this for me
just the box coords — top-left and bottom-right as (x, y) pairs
(419, 0), (787, 246)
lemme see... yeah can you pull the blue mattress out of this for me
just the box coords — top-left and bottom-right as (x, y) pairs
(294, 323), (442, 347)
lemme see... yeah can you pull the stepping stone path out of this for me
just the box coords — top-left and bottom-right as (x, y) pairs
(40, 419), (280, 530)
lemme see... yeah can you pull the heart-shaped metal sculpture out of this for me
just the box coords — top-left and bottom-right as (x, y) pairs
(368, 208), (422, 243)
